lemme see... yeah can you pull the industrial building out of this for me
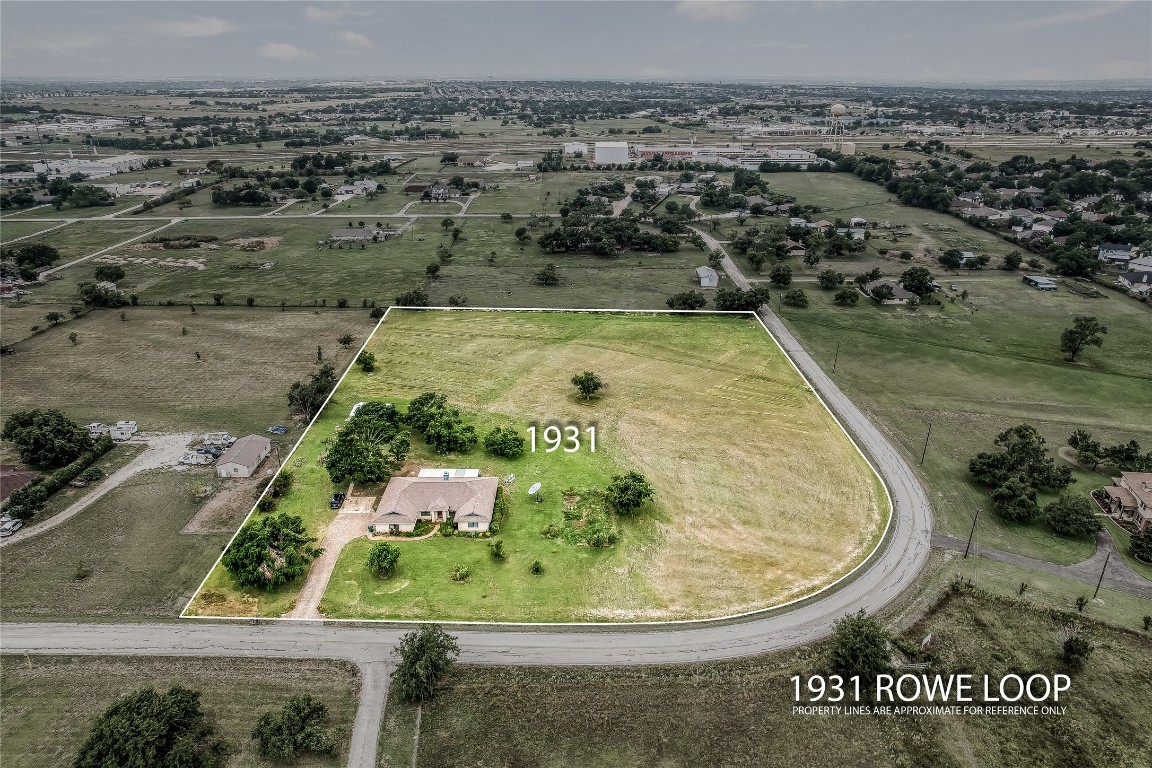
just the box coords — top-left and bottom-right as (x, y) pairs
(594, 141), (631, 165)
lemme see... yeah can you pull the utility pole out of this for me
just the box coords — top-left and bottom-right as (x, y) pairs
(963, 509), (980, 559)
(831, 339), (841, 374)
(920, 423), (933, 466)
(1092, 550), (1111, 600)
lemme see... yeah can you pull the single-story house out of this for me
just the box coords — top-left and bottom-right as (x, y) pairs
(957, 191), (984, 205)
(950, 199), (980, 211)
(1101, 472), (1152, 532)
(1073, 195), (1102, 211)
(849, 217), (868, 227)
(696, 266), (719, 288)
(1031, 222), (1055, 235)
(457, 156), (486, 167)
(967, 206), (1008, 221)
(1022, 274), (1058, 291)
(1097, 243), (1134, 264)
(788, 217), (808, 228)
(215, 434), (272, 478)
(427, 184), (461, 200)
(369, 475), (499, 534)
(330, 227), (400, 241)
(515, 160), (535, 170)
(180, 177), (202, 189)
(1009, 208), (1035, 224)
(1118, 271), (1152, 296)
(1126, 255), (1152, 273)
(863, 279), (916, 305)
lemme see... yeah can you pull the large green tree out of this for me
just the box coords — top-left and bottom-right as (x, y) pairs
(392, 625), (460, 702)
(367, 542), (401, 577)
(571, 371), (604, 400)
(1, 408), (94, 468)
(484, 426), (525, 458)
(605, 471), (654, 515)
(287, 363), (338, 419)
(1045, 494), (1103, 538)
(826, 610), (891, 689)
(325, 401), (409, 484)
(251, 695), (337, 760)
(1060, 315), (1107, 362)
(73, 686), (227, 768)
(222, 513), (322, 589)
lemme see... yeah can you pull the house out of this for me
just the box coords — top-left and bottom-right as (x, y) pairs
(1009, 208), (1035, 224)
(1126, 255), (1152, 273)
(1045, 210), (1070, 221)
(811, 219), (833, 230)
(695, 266), (719, 288)
(180, 177), (202, 189)
(1118, 271), (1152, 296)
(950, 199), (980, 211)
(788, 217), (808, 228)
(1022, 274), (1058, 291)
(678, 182), (698, 194)
(515, 160), (535, 170)
(957, 191), (984, 205)
(427, 183), (461, 200)
(864, 279), (916, 305)
(215, 434), (272, 478)
(456, 156), (485, 167)
(1073, 195), (1102, 211)
(1101, 472), (1152, 532)
(849, 217), (868, 227)
(369, 475), (499, 534)
(1031, 222), (1055, 235)
(1097, 243), (1134, 264)
(343, 134), (371, 145)
(967, 206), (1008, 221)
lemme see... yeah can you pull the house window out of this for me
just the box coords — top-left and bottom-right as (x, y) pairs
(467, 522), (478, 529)
(419, 510), (431, 517)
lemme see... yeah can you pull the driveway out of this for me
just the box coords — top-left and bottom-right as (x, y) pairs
(283, 511), (374, 619)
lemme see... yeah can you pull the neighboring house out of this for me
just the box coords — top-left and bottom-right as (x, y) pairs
(515, 160), (535, 170)
(330, 227), (400, 241)
(1118, 271), (1152, 297)
(1126, 255), (1152, 273)
(967, 206), (1008, 221)
(950, 199), (980, 211)
(1097, 243), (1134, 264)
(1102, 472), (1152, 532)
(695, 266), (719, 288)
(180, 177), (202, 189)
(369, 475), (499, 534)
(678, 182), (698, 194)
(427, 183), (461, 200)
(1022, 274), (1059, 291)
(849, 217), (868, 227)
(957, 191), (984, 205)
(215, 434), (272, 478)
(1072, 195), (1102, 211)
(1009, 208), (1035, 224)
(1030, 222), (1055, 235)
(863, 279), (916, 305)
(456, 156), (486, 167)
(1045, 210), (1070, 221)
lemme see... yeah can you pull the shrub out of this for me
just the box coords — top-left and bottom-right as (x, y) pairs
(367, 541), (401, 577)
(782, 288), (809, 308)
(484, 426), (525, 458)
(251, 695), (336, 760)
(530, 559), (544, 575)
(834, 287), (859, 306)
(450, 563), (471, 582)
(392, 625), (459, 702)
(1061, 632), (1094, 670)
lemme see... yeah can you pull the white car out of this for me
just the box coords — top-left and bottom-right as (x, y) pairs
(0, 519), (24, 537)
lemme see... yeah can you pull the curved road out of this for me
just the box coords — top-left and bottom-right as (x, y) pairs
(2, 244), (933, 763)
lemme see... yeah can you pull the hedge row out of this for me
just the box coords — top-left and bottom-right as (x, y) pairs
(3, 435), (115, 521)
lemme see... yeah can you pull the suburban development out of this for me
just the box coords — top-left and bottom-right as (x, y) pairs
(0, 2), (1149, 767)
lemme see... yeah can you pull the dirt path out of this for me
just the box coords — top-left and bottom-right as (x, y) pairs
(283, 511), (374, 619)
(1, 432), (196, 548)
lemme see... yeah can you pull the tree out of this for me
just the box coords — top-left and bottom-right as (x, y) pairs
(1132, 528), (1152, 563)
(900, 266), (935, 296)
(666, 290), (708, 310)
(484, 426), (525, 458)
(1060, 315), (1107, 362)
(535, 263), (560, 285)
(251, 695), (336, 761)
(782, 288), (809, 308)
(769, 263), (793, 287)
(392, 625), (460, 702)
(714, 285), (771, 311)
(747, 250), (768, 273)
(212, 293), (224, 306)
(1, 408), (93, 468)
(1061, 632), (1094, 670)
(222, 513), (322, 589)
(69, 331), (78, 345)
(93, 264), (125, 282)
(1045, 494), (1103, 537)
(834, 287), (859, 306)
(395, 287), (429, 307)
(425, 262), (441, 278)
(571, 371), (604, 400)
(969, 424), (1071, 504)
(287, 363), (338, 419)
(817, 269), (844, 290)
(937, 249), (964, 270)
(77, 281), (129, 308)
(356, 350), (376, 373)
(827, 610), (891, 689)
(605, 471), (653, 514)
(338, 333), (355, 348)
(44, 311), (65, 325)
(423, 411), (478, 454)
(489, 538), (507, 560)
(73, 686), (227, 768)
(367, 542), (401, 577)
(440, 217), (455, 231)
(990, 476), (1039, 522)
(1002, 250), (1023, 271)
(326, 404), (409, 484)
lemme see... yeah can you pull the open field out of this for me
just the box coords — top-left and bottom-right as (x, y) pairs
(0, 306), (365, 435)
(776, 269), (1152, 565)
(376, 588), (1152, 768)
(190, 310), (887, 622)
(0, 469), (231, 622)
(0, 655), (359, 768)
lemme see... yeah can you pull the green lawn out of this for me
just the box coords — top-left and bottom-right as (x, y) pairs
(0, 655), (359, 768)
(1102, 517), (1152, 582)
(376, 589), (1152, 768)
(190, 310), (887, 622)
(777, 272), (1152, 565)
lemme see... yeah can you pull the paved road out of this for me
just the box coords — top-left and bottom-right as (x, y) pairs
(933, 531), (1152, 599)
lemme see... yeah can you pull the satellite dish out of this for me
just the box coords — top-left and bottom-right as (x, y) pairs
(528, 482), (542, 495)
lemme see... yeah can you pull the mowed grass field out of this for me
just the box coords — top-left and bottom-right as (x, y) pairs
(0, 469), (231, 622)
(190, 310), (886, 622)
(376, 590), (1152, 768)
(0, 306), (365, 435)
(776, 270), (1152, 565)
(0, 656), (359, 768)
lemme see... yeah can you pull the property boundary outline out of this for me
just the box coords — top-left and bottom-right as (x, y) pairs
(181, 305), (896, 627)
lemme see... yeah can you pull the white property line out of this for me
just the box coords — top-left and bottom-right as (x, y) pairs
(182, 306), (894, 626)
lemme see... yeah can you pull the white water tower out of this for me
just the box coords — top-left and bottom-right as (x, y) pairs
(829, 104), (847, 152)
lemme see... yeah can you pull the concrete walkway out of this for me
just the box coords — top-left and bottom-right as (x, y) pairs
(350, 661), (392, 768)
(283, 511), (373, 619)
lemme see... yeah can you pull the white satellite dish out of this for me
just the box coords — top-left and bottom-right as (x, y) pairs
(528, 482), (542, 495)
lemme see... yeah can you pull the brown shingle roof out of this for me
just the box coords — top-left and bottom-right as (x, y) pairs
(372, 476), (498, 526)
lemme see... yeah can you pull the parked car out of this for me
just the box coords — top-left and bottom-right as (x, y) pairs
(68, 479), (88, 488)
(330, 492), (346, 510)
(0, 520), (24, 537)
(267, 425), (288, 435)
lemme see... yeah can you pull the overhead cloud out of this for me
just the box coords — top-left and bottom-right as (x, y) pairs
(150, 16), (237, 38)
(675, 1), (757, 21)
(259, 42), (315, 60)
(332, 29), (373, 49)
(305, 3), (370, 23)
(997, 1), (1127, 32)
(751, 41), (807, 51)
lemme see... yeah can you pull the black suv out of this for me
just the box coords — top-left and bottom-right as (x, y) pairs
(330, 492), (346, 510)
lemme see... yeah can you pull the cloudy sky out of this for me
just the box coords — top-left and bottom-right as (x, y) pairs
(2, 1), (1149, 83)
